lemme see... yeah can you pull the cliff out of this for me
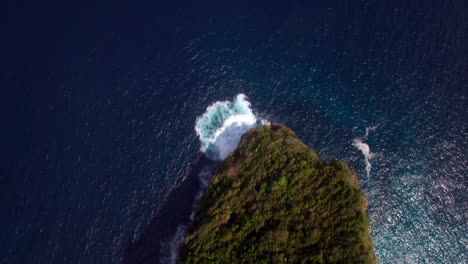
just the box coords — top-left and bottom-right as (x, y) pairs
(179, 124), (375, 263)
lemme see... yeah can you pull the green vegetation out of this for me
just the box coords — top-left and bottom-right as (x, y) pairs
(179, 124), (375, 263)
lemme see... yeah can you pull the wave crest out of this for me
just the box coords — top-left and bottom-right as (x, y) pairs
(195, 94), (266, 160)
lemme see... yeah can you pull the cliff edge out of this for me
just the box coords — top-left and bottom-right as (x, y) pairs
(179, 124), (375, 263)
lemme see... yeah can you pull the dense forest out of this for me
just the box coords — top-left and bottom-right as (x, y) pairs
(179, 124), (375, 263)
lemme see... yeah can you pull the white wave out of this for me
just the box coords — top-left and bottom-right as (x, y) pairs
(159, 224), (187, 264)
(160, 165), (217, 264)
(195, 94), (267, 160)
(353, 126), (377, 178)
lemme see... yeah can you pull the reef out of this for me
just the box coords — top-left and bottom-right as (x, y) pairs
(178, 124), (375, 263)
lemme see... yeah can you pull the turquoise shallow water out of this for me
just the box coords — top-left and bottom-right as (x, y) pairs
(3, 1), (466, 263)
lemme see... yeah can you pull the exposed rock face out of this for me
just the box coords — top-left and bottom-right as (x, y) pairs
(179, 124), (375, 263)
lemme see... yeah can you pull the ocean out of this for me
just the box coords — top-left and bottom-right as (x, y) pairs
(2, 1), (466, 263)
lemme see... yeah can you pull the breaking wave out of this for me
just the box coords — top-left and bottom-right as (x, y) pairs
(195, 94), (267, 160)
(161, 95), (266, 263)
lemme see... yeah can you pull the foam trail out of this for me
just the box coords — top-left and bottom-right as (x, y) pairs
(364, 126), (378, 138)
(353, 127), (377, 178)
(160, 165), (217, 264)
(195, 94), (267, 160)
(159, 224), (187, 264)
(353, 139), (374, 178)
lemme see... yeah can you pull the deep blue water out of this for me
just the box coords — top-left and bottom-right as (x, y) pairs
(2, 1), (467, 263)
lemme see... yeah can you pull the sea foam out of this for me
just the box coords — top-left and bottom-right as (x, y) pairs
(159, 224), (187, 264)
(159, 165), (217, 264)
(195, 94), (267, 160)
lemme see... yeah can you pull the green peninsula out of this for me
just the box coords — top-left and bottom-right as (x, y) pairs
(179, 124), (375, 263)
